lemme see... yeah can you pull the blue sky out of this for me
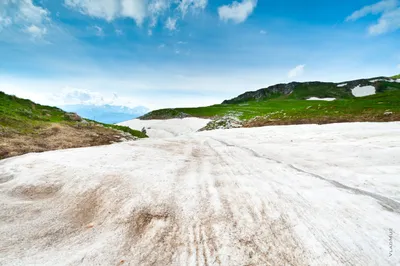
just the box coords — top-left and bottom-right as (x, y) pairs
(0, 0), (399, 109)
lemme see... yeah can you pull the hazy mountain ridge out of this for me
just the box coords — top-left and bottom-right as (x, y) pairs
(61, 104), (150, 124)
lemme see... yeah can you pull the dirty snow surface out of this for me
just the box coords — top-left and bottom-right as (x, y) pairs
(1, 122), (400, 266)
(119, 117), (210, 138)
(352, 85), (376, 97)
(307, 97), (336, 101)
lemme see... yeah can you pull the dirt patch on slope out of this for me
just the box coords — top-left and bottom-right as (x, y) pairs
(0, 123), (132, 160)
(122, 205), (183, 265)
(9, 183), (63, 200)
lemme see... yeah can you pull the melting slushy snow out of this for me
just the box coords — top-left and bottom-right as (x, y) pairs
(307, 97), (336, 101)
(1, 122), (400, 265)
(119, 117), (210, 138)
(352, 85), (376, 97)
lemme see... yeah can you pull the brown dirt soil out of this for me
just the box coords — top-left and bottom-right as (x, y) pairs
(0, 123), (131, 160)
(243, 113), (400, 128)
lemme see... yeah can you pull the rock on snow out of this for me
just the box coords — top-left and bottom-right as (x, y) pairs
(1, 122), (400, 265)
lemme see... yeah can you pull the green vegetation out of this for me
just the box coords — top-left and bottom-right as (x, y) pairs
(286, 83), (352, 99)
(0, 91), (146, 138)
(141, 90), (400, 126)
(140, 108), (189, 120)
(392, 74), (400, 79)
(0, 91), (147, 159)
(102, 123), (148, 138)
(142, 77), (400, 126)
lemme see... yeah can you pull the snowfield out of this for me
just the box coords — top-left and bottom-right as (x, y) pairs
(119, 118), (210, 138)
(1, 122), (400, 265)
(307, 97), (336, 101)
(352, 85), (376, 97)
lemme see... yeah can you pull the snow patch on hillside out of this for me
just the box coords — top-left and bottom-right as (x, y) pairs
(352, 85), (376, 97)
(307, 97), (336, 101)
(337, 83), (347, 87)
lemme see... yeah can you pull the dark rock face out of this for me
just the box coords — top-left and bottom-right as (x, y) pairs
(222, 82), (299, 104)
(64, 112), (82, 122)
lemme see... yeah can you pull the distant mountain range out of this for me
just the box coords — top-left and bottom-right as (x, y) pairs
(61, 104), (150, 124)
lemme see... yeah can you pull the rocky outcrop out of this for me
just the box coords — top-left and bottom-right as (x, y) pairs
(199, 116), (242, 131)
(64, 112), (82, 122)
(222, 82), (299, 104)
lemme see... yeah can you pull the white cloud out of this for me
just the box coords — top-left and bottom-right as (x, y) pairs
(64, 0), (207, 30)
(165, 17), (177, 30)
(0, 0), (50, 38)
(178, 0), (207, 16)
(346, 0), (400, 35)
(120, 0), (147, 25)
(368, 7), (400, 35)
(115, 29), (123, 35)
(346, 0), (397, 21)
(51, 87), (107, 105)
(64, 0), (119, 21)
(17, 0), (50, 24)
(218, 0), (257, 24)
(397, 64), (400, 69)
(24, 24), (47, 38)
(288, 65), (305, 78)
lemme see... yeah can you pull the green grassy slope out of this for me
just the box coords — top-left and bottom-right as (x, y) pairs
(0, 91), (148, 159)
(392, 74), (400, 79)
(0, 91), (147, 138)
(286, 82), (352, 99)
(222, 78), (397, 104)
(141, 90), (400, 125)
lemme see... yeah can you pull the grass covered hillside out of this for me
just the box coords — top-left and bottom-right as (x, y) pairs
(222, 77), (399, 104)
(140, 77), (400, 127)
(0, 92), (147, 159)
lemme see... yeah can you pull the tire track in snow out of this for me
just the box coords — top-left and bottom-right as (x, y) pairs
(212, 136), (400, 214)
(207, 136), (394, 265)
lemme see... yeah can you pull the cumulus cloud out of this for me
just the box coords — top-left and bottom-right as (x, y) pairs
(0, 0), (50, 38)
(346, 0), (400, 35)
(64, 0), (207, 31)
(218, 0), (257, 24)
(288, 65), (305, 78)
